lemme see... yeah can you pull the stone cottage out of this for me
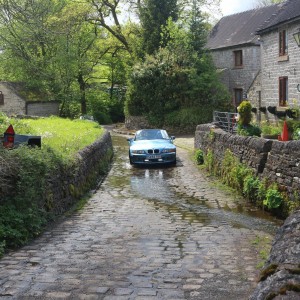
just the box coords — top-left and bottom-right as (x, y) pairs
(206, 4), (280, 110)
(256, 0), (300, 114)
(0, 82), (26, 116)
(0, 81), (60, 117)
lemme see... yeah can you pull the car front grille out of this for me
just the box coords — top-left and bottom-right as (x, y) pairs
(147, 149), (160, 154)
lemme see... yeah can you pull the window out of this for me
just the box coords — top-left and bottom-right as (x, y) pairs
(279, 29), (287, 56)
(233, 50), (243, 67)
(279, 77), (288, 106)
(234, 89), (243, 107)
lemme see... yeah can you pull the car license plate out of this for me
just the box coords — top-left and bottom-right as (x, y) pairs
(148, 155), (161, 159)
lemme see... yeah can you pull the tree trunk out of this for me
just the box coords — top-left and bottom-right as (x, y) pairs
(78, 73), (87, 115)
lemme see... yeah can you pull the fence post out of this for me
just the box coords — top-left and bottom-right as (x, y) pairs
(227, 113), (230, 133)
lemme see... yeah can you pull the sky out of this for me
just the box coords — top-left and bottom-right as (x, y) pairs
(220, 0), (257, 16)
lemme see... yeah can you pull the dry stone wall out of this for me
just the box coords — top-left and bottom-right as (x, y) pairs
(195, 123), (300, 199)
(195, 124), (300, 300)
(45, 131), (113, 214)
(249, 210), (300, 300)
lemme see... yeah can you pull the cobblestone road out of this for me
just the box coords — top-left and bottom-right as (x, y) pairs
(0, 133), (280, 300)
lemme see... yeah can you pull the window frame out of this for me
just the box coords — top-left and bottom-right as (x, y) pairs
(279, 77), (288, 107)
(279, 29), (288, 56)
(233, 50), (243, 68)
(234, 88), (243, 107)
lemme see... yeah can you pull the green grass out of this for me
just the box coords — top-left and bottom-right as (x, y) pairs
(2, 116), (104, 158)
(251, 234), (272, 269)
(21, 117), (104, 156)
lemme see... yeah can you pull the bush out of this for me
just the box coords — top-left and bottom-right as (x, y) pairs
(194, 149), (204, 165)
(0, 146), (57, 255)
(164, 107), (214, 130)
(237, 100), (252, 126)
(263, 186), (283, 210)
(125, 46), (231, 130)
(0, 204), (47, 249)
(237, 124), (262, 137)
(220, 149), (252, 192)
(0, 116), (105, 257)
(204, 149), (214, 174)
(243, 175), (261, 202)
(285, 120), (300, 140)
(260, 122), (281, 136)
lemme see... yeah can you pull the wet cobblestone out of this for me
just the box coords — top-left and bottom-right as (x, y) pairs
(0, 134), (279, 299)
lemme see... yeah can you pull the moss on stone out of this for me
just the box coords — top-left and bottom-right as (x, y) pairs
(259, 264), (278, 282)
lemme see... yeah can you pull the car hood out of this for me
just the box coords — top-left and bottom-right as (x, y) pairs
(130, 139), (175, 150)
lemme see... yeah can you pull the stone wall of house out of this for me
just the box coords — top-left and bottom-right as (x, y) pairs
(211, 45), (261, 101)
(195, 124), (300, 199)
(260, 22), (300, 108)
(0, 82), (26, 116)
(247, 71), (264, 123)
(26, 101), (60, 117)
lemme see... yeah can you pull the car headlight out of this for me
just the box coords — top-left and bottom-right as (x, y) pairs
(131, 150), (145, 154)
(162, 148), (176, 153)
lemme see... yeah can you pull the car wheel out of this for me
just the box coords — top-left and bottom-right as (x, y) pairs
(170, 158), (176, 165)
(129, 153), (134, 165)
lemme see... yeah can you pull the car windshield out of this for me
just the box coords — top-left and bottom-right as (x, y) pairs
(135, 129), (169, 141)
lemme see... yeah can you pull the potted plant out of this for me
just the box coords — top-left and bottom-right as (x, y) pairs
(260, 122), (281, 139)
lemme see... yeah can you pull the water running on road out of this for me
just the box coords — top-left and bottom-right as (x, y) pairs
(0, 134), (281, 300)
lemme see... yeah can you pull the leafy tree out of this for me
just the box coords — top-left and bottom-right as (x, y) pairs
(87, 0), (133, 53)
(187, 0), (208, 55)
(0, 0), (66, 92)
(138, 0), (178, 55)
(0, 0), (130, 119)
(125, 19), (231, 129)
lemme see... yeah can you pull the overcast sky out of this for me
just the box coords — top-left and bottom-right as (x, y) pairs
(220, 0), (257, 16)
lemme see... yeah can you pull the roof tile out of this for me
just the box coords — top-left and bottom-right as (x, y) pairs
(207, 4), (280, 49)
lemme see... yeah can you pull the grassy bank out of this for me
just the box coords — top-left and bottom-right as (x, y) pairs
(0, 115), (105, 257)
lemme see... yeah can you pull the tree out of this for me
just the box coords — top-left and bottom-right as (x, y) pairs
(187, 0), (208, 55)
(0, 0), (66, 92)
(138, 0), (178, 55)
(87, 0), (132, 53)
(0, 0), (131, 119)
(125, 20), (231, 129)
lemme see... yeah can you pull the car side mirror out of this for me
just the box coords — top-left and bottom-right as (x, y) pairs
(127, 138), (133, 143)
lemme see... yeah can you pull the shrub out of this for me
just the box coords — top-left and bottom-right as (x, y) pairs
(204, 149), (214, 174)
(0, 116), (106, 257)
(243, 175), (261, 202)
(263, 186), (283, 209)
(0, 204), (47, 249)
(220, 149), (253, 192)
(285, 120), (300, 140)
(237, 100), (252, 126)
(260, 122), (281, 136)
(194, 149), (204, 165)
(164, 107), (214, 130)
(237, 124), (262, 137)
